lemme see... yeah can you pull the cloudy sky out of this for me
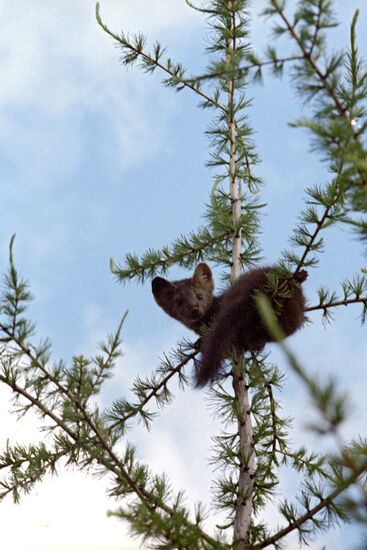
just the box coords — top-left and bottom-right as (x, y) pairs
(0, 1), (366, 549)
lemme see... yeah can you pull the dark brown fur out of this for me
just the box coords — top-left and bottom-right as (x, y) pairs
(152, 264), (307, 387)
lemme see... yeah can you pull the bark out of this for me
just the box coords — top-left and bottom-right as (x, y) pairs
(227, 2), (255, 547)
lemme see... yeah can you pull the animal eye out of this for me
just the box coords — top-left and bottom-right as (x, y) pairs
(175, 298), (183, 306)
(197, 293), (203, 300)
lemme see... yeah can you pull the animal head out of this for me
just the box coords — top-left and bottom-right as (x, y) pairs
(151, 263), (214, 330)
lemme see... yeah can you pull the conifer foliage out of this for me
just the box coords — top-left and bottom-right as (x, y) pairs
(1, 1), (367, 548)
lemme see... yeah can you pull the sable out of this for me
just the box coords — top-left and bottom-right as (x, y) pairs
(152, 264), (307, 387)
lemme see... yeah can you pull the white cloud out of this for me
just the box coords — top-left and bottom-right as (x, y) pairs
(1, 470), (139, 550)
(0, 0), (206, 294)
(0, 0), (206, 313)
(0, 0), (200, 184)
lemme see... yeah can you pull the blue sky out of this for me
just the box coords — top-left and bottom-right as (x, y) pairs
(0, 1), (366, 549)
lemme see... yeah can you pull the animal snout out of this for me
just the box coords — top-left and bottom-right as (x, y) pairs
(191, 307), (200, 319)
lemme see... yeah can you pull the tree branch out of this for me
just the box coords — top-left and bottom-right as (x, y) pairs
(191, 55), (304, 82)
(111, 228), (234, 283)
(270, 0), (347, 116)
(253, 456), (367, 548)
(305, 296), (367, 313)
(293, 183), (343, 277)
(109, 348), (198, 430)
(271, 0), (367, 194)
(95, 3), (227, 113)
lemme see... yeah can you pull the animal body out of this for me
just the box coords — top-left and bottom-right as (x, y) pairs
(152, 263), (307, 387)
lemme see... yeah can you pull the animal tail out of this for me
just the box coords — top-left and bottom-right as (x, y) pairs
(294, 269), (308, 284)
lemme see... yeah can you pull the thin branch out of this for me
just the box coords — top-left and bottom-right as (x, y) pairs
(270, 0), (347, 116)
(190, 55), (304, 82)
(109, 348), (198, 430)
(95, 3), (227, 113)
(0, 448), (69, 502)
(262, 382), (279, 479)
(86, 313), (127, 403)
(111, 229), (233, 283)
(0, 321), (77, 403)
(308, 0), (324, 59)
(334, 430), (367, 509)
(274, 448), (333, 481)
(253, 456), (367, 549)
(293, 183), (343, 277)
(0, 373), (76, 441)
(305, 296), (367, 313)
(271, 0), (367, 191)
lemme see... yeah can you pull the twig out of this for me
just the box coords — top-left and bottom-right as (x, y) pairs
(252, 456), (367, 548)
(305, 296), (367, 313)
(293, 184), (343, 277)
(270, 0), (347, 116)
(262, 382), (279, 477)
(189, 55), (304, 82)
(271, 0), (367, 192)
(96, 3), (227, 114)
(109, 348), (198, 429)
(308, 0), (324, 59)
(112, 229), (234, 281)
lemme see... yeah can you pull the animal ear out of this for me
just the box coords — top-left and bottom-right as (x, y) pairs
(192, 263), (214, 292)
(152, 277), (176, 300)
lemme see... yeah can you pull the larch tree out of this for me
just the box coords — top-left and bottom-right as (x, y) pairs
(1, 1), (367, 549)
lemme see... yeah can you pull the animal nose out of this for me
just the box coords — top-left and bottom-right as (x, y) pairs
(191, 307), (200, 319)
